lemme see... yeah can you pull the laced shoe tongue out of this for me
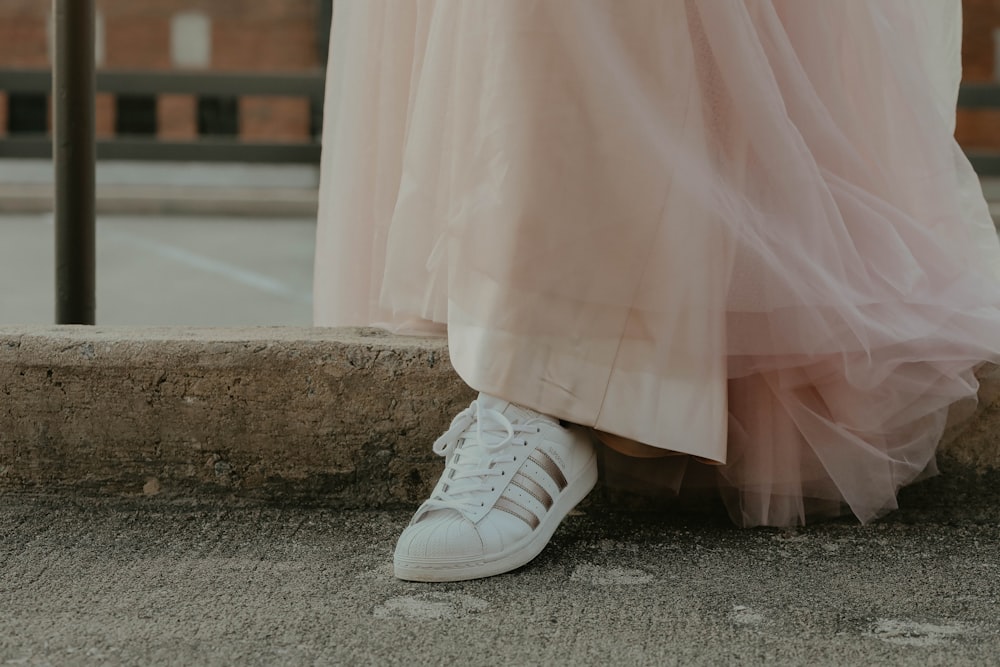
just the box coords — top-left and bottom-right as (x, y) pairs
(476, 393), (556, 426)
(475, 393), (511, 414)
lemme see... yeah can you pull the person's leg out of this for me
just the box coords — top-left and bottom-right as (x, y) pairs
(382, 1), (732, 580)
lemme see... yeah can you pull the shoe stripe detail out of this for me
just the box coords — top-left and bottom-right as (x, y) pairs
(511, 473), (553, 510)
(528, 450), (567, 491)
(494, 497), (540, 530)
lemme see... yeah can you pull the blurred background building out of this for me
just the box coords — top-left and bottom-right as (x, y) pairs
(961, 0), (1000, 148)
(0, 0), (332, 144)
(0, 1), (334, 327)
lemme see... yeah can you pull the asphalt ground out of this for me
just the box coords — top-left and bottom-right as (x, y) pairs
(0, 161), (317, 328)
(0, 213), (315, 327)
(2, 471), (998, 667)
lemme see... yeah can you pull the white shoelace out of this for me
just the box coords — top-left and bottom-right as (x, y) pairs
(423, 399), (540, 516)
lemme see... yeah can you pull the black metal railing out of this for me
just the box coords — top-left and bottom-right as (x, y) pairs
(51, 0), (96, 325)
(0, 68), (325, 163)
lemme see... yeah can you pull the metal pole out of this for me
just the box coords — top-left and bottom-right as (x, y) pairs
(53, 0), (96, 325)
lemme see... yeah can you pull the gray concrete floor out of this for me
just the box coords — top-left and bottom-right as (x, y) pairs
(1, 491), (998, 667)
(0, 213), (315, 327)
(0, 160), (318, 326)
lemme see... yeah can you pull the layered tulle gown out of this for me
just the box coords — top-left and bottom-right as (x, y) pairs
(313, 1), (1000, 527)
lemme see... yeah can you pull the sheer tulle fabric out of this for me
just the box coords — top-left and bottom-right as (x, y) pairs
(314, 0), (1000, 527)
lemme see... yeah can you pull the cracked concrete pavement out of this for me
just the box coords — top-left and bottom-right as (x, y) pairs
(2, 471), (998, 667)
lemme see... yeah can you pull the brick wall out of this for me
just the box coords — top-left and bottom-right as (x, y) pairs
(0, 2), (49, 68)
(0, 2), (48, 140)
(209, 5), (320, 141)
(0, 0), (323, 142)
(158, 94), (197, 140)
(959, 0), (1000, 148)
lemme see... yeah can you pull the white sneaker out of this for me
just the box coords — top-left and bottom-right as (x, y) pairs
(393, 393), (598, 582)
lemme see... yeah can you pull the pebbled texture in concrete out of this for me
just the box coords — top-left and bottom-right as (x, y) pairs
(0, 490), (998, 667)
(0, 326), (473, 505)
(1, 326), (998, 509)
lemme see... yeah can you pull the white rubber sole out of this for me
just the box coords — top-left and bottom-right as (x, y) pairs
(393, 449), (599, 582)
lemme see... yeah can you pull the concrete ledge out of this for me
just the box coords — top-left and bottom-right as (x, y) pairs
(1, 326), (473, 505)
(1, 326), (997, 507)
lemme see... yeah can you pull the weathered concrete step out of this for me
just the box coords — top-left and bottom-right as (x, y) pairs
(0, 326), (997, 507)
(1, 326), (473, 505)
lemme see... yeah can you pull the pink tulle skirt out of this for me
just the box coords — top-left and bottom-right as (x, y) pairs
(313, 0), (1000, 526)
